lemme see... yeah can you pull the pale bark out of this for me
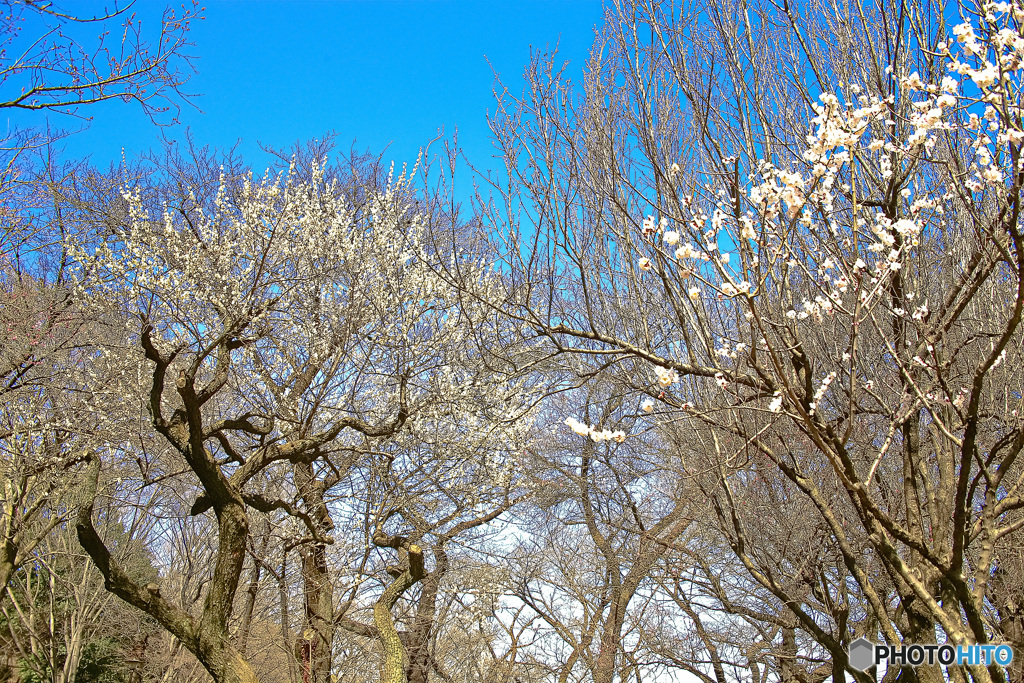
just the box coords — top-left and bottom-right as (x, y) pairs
(374, 546), (425, 683)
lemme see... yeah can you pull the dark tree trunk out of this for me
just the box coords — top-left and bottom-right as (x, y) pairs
(295, 461), (335, 683)
(405, 545), (448, 683)
(236, 524), (268, 657)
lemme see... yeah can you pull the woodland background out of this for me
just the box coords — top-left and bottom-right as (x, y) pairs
(2, 1), (1023, 682)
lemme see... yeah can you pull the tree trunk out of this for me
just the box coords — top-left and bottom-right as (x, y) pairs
(295, 461), (334, 683)
(0, 549), (14, 611)
(236, 524), (267, 657)
(992, 566), (1024, 683)
(374, 546), (425, 683)
(405, 545), (448, 683)
(592, 589), (629, 683)
(279, 553), (300, 683)
(76, 457), (260, 683)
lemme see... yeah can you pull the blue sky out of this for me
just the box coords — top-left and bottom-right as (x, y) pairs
(9, 1), (605, 183)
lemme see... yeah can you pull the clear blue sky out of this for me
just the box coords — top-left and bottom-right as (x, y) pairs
(11, 1), (605, 182)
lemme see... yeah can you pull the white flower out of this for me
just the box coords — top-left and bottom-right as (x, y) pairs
(688, 286), (701, 300)
(641, 399), (655, 413)
(565, 417), (590, 437)
(655, 366), (679, 386)
(982, 166), (1003, 183)
(638, 257), (653, 271)
(970, 65), (999, 89)
(769, 392), (783, 413)
(739, 216), (756, 239)
(712, 208), (728, 231)
(675, 243), (699, 259)
(814, 372), (836, 404)
(894, 219), (919, 237)
(664, 230), (680, 245)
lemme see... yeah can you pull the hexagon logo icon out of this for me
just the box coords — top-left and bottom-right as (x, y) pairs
(848, 637), (876, 672)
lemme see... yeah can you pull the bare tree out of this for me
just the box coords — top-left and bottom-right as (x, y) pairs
(494, 384), (695, 683)
(0, 0), (200, 123)
(0, 484), (159, 683)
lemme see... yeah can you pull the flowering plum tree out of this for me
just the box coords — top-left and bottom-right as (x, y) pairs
(464, 0), (1024, 680)
(70, 152), (536, 683)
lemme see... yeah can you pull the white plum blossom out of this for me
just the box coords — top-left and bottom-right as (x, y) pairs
(565, 417), (590, 437)
(970, 65), (1000, 88)
(739, 216), (757, 239)
(592, 428), (627, 444)
(655, 366), (679, 386)
(565, 417), (627, 443)
(676, 243), (700, 259)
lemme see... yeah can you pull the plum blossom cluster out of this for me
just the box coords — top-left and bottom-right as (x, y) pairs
(655, 365), (679, 386)
(568, 2), (1024, 438)
(716, 340), (749, 360)
(739, 6), (1024, 325)
(565, 417), (627, 443)
(71, 160), (439, 350)
(72, 159), (522, 446)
